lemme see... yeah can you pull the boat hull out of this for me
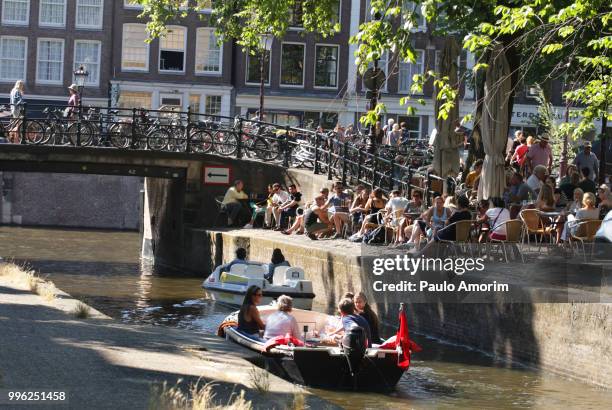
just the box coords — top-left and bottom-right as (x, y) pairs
(203, 285), (314, 310)
(223, 325), (406, 392)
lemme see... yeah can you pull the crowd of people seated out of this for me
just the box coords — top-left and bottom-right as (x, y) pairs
(237, 284), (381, 347)
(219, 132), (610, 247)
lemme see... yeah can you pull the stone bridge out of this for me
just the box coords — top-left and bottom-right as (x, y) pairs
(0, 144), (328, 271)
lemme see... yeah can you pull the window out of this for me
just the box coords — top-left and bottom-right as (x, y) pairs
(288, 1), (303, 28)
(118, 91), (151, 109)
(364, 51), (388, 92)
(0, 36), (26, 81)
(76, 0), (103, 29)
(74, 41), (100, 86)
(195, 28), (222, 74)
(189, 94), (200, 114)
(314, 45), (339, 88)
(160, 94), (182, 109)
(397, 116), (421, 139)
(280, 43), (304, 86)
(121, 24), (149, 71)
(246, 50), (270, 85)
(398, 49), (424, 92)
(205, 95), (222, 116)
(401, 1), (426, 31)
(36, 39), (63, 84)
(2, 0), (29, 25)
(159, 26), (186, 72)
(39, 0), (66, 27)
(123, 0), (142, 8)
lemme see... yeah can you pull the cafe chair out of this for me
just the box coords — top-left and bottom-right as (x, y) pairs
(384, 209), (406, 244)
(213, 195), (228, 227)
(569, 219), (602, 261)
(520, 209), (553, 252)
(437, 220), (474, 257)
(487, 220), (525, 263)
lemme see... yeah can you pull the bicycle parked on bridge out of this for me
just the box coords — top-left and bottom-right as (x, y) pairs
(0, 105), (44, 144)
(38, 106), (97, 146)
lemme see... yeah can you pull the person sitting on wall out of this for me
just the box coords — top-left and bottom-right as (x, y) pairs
(264, 248), (290, 283)
(276, 184), (302, 230)
(304, 195), (334, 240)
(221, 179), (249, 227)
(263, 295), (302, 341)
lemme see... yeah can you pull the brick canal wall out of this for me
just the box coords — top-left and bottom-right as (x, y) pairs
(195, 229), (611, 389)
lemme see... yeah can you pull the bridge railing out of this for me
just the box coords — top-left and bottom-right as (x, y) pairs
(0, 103), (442, 200)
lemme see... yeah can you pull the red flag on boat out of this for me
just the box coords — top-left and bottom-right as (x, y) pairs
(380, 304), (422, 369)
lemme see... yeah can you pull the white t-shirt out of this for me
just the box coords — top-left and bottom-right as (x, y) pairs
(386, 197), (410, 213)
(486, 207), (511, 235)
(263, 311), (301, 340)
(272, 190), (290, 205)
(526, 174), (542, 194)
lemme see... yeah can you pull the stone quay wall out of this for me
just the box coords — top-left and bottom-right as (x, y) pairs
(193, 229), (611, 389)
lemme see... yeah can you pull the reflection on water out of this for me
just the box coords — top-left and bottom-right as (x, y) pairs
(1, 226), (610, 410)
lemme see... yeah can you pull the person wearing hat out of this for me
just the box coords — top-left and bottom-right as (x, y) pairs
(573, 141), (599, 181)
(526, 133), (553, 174)
(66, 84), (80, 119)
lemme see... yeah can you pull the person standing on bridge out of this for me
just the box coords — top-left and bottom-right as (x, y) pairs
(9, 80), (24, 118)
(221, 180), (249, 227)
(65, 84), (80, 119)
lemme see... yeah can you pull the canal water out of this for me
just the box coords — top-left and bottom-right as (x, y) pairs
(1, 226), (610, 409)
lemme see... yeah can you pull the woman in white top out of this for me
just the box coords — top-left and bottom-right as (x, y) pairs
(483, 197), (511, 240)
(263, 295), (302, 341)
(561, 192), (599, 242)
(9, 80), (24, 118)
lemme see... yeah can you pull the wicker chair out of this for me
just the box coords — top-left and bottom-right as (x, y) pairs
(488, 220), (525, 263)
(520, 209), (553, 251)
(437, 220), (474, 257)
(568, 219), (602, 261)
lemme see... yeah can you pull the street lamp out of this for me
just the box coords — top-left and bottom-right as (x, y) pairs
(258, 34), (274, 121)
(73, 65), (89, 100)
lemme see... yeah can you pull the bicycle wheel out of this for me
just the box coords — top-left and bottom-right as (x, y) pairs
(213, 130), (238, 156)
(147, 128), (170, 150)
(253, 137), (280, 161)
(189, 130), (213, 153)
(67, 122), (94, 146)
(109, 123), (129, 148)
(24, 120), (45, 144)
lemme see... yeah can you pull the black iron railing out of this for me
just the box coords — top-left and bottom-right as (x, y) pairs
(0, 103), (446, 201)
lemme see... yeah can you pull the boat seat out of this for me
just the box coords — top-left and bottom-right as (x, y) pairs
(273, 267), (306, 286)
(244, 264), (265, 278)
(229, 264), (247, 275)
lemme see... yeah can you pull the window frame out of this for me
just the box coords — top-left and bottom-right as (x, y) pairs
(73, 39), (101, 87)
(245, 49), (271, 86)
(1, 0), (30, 26)
(195, 27), (223, 75)
(121, 23), (149, 72)
(0, 35), (27, 82)
(204, 95), (222, 116)
(35, 37), (64, 85)
(123, 0), (143, 9)
(398, 49), (424, 94)
(313, 43), (340, 90)
(75, 0), (103, 30)
(401, 1), (427, 32)
(38, 0), (67, 28)
(279, 41), (305, 88)
(158, 25), (187, 74)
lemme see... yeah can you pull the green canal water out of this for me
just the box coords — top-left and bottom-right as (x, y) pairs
(1, 226), (610, 409)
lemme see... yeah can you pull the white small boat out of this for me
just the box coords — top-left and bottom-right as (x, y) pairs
(202, 263), (315, 310)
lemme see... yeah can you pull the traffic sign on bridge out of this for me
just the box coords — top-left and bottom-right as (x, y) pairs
(203, 166), (232, 185)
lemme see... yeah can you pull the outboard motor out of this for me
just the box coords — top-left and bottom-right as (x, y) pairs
(341, 325), (367, 388)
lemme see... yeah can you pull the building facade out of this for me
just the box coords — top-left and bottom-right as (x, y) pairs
(0, 0), (113, 106)
(0, 0), (607, 138)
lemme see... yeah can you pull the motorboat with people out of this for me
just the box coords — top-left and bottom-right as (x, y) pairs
(202, 263), (315, 310)
(217, 303), (419, 391)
